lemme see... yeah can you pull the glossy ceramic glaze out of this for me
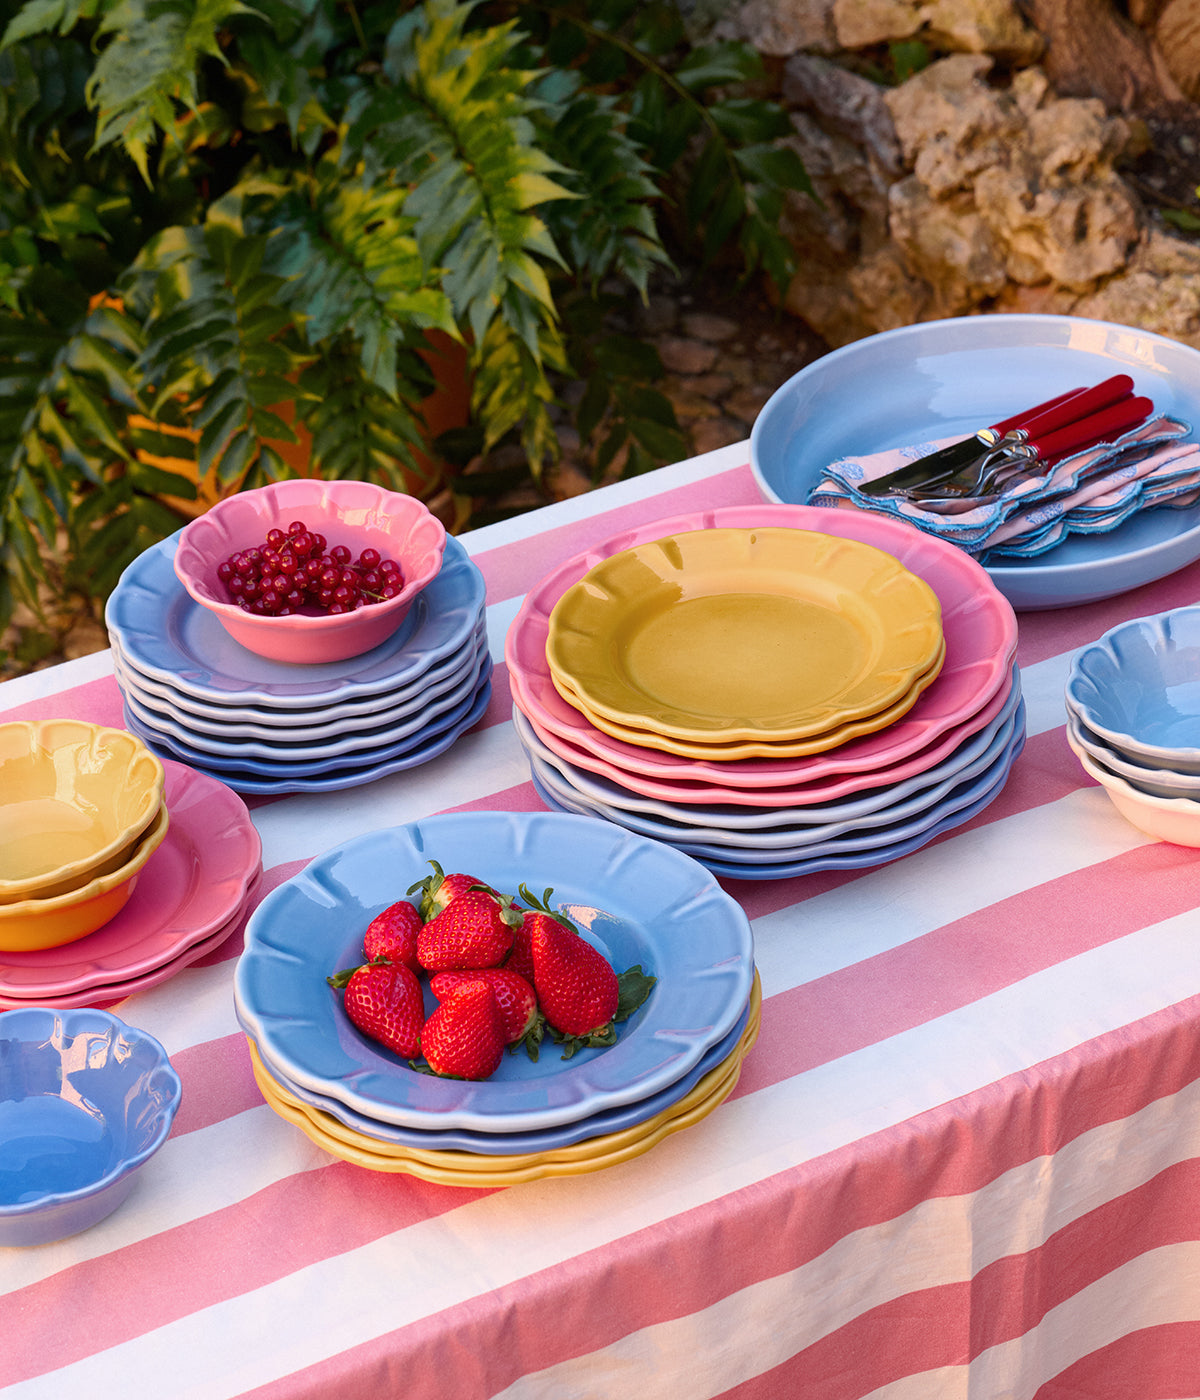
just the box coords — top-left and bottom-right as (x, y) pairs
(1066, 730), (1200, 846)
(1065, 607), (1200, 771)
(548, 637), (946, 762)
(0, 721), (164, 902)
(124, 661), (492, 792)
(513, 683), (1022, 840)
(247, 993), (758, 1186)
(252, 982), (754, 1154)
(1065, 712), (1200, 800)
(506, 503), (1017, 789)
(0, 1007), (181, 1245)
(529, 704), (1025, 864)
(0, 804), (170, 952)
(107, 531), (484, 705)
(533, 724), (1026, 880)
(234, 811), (754, 1132)
(173, 479), (446, 663)
(547, 528), (942, 742)
(0, 761), (260, 999)
(111, 619), (489, 736)
(749, 313), (1200, 610)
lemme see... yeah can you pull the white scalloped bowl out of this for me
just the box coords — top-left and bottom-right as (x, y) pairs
(1066, 727), (1200, 846)
(173, 480), (446, 664)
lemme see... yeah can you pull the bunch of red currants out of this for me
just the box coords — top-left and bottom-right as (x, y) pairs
(214, 520), (406, 616)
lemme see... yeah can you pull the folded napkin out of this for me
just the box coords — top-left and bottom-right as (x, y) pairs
(809, 415), (1198, 557)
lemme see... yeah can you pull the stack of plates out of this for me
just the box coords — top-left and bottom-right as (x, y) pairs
(104, 532), (491, 794)
(507, 505), (1024, 880)
(234, 812), (757, 1187)
(0, 759), (262, 1009)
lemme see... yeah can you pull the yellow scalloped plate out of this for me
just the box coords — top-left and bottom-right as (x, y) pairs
(545, 529), (943, 744)
(248, 973), (761, 1187)
(552, 634), (946, 761)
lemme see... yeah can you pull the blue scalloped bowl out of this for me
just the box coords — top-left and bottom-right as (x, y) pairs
(1065, 607), (1200, 772)
(0, 1007), (181, 1246)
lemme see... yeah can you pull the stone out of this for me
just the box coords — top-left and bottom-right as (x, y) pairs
(681, 311), (741, 343)
(833, 0), (922, 47)
(923, 0), (1043, 61)
(782, 54), (903, 174)
(691, 418), (749, 455)
(1156, 0), (1200, 101)
(887, 177), (1009, 313)
(725, 385), (775, 423)
(657, 336), (720, 375)
(714, 0), (838, 55)
(884, 54), (1021, 199)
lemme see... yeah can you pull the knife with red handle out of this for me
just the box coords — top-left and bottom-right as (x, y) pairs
(859, 374), (1137, 497)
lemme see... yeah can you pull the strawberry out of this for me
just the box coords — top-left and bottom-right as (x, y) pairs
(417, 886), (522, 972)
(520, 885), (619, 1041)
(421, 981), (506, 1079)
(430, 968), (540, 1049)
(327, 958), (425, 1059)
(407, 860), (490, 921)
(362, 897), (423, 971)
(503, 918), (536, 982)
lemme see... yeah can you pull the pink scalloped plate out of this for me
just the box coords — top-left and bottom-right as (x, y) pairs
(0, 759), (262, 997)
(505, 504), (1017, 799)
(0, 875), (260, 1009)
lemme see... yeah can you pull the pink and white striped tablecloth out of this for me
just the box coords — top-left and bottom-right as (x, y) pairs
(5, 440), (1200, 1399)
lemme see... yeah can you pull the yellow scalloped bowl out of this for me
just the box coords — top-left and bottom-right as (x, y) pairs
(0, 720), (165, 903)
(546, 528), (943, 744)
(248, 973), (762, 1187)
(0, 803), (170, 952)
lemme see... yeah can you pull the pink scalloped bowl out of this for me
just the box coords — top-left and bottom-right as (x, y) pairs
(173, 480), (446, 664)
(505, 504), (1018, 803)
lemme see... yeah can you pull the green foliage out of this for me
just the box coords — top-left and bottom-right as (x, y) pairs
(0, 0), (809, 633)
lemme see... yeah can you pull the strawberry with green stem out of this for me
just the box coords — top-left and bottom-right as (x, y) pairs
(362, 897), (423, 971)
(417, 885), (523, 971)
(430, 967), (543, 1057)
(408, 860), (491, 922)
(420, 980), (507, 1080)
(519, 885), (657, 1058)
(327, 957), (425, 1059)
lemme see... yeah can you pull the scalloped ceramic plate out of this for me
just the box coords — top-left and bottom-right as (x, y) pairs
(247, 995), (758, 1186)
(106, 531), (485, 706)
(123, 665), (491, 793)
(513, 680), (1022, 841)
(234, 811), (754, 1132)
(546, 528), (942, 744)
(528, 703), (1024, 864)
(749, 313), (1200, 610)
(516, 663), (1018, 812)
(118, 648), (488, 761)
(531, 725), (1024, 881)
(549, 636), (946, 761)
(507, 503), (1016, 786)
(251, 977), (755, 1154)
(0, 760), (261, 997)
(110, 618), (488, 733)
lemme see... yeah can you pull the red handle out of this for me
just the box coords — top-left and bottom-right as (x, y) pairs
(990, 387), (1086, 436)
(1028, 395), (1154, 461)
(1016, 374), (1135, 439)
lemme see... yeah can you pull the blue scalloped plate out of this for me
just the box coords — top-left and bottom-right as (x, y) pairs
(127, 675), (492, 795)
(249, 991), (753, 1153)
(233, 812), (754, 1132)
(105, 531), (485, 705)
(532, 721), (1026, 880)
(110, 617), (489, 732)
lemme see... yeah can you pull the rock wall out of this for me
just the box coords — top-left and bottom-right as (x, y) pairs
(711, 0), (1200, 349)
